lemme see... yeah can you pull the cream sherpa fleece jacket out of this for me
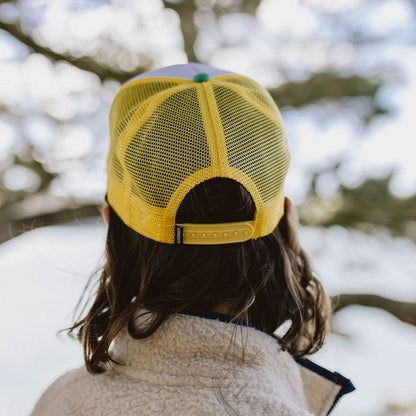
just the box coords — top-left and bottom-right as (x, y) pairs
(30, 312), (354, 416)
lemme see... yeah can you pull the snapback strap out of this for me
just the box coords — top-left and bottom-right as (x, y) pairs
(174, 221), (255, 245)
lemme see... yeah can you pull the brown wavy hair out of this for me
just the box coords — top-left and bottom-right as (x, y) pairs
(66, 177), (331, 374)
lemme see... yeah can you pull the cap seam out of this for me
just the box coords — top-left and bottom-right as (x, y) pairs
(201, 82), (228, 175)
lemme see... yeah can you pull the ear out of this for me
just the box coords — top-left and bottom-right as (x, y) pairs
(284, 196), (292, 213)
(284, 196), (299, 228)
(102, 204), (110, 225)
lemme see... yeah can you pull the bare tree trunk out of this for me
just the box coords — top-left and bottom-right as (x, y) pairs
(163, 0), (199, 63)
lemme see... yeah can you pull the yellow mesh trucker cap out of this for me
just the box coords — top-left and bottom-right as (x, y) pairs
(107, 63), (290, 245)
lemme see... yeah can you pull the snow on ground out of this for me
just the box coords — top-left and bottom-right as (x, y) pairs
(0, 221), (415, 416)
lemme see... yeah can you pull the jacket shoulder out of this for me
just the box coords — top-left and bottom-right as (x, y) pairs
(30, 366), (92, 416)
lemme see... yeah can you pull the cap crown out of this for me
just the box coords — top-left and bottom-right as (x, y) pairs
(107, 64), (290, 244)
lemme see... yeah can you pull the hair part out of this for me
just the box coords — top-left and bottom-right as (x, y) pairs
(66, 178), (331, 374)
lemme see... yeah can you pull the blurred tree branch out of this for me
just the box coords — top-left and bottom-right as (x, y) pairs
(408, 0), (416, 15)
(0, 20), (147, 82)
(270, 72), (384, 110)
(0, 201), (101, 244)
(332, 293), (416, 326)
(0, 145), (57, 219)
(299, 174), (416, 243)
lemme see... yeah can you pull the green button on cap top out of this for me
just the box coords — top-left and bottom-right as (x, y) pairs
(193, 73), (210, 82)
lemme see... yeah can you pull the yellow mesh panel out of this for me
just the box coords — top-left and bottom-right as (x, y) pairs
(124, 87), (210, 208)
(110, 80), (183, 139)
(217, 75), (280, 114)
(108, 80), (185, 186)
(212, 84), (290, 204)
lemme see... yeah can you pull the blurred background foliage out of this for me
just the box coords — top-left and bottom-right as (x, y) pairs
(1, 0), (414, 239)
(1, 0), (416, 414)
(0, 0), (412, 226)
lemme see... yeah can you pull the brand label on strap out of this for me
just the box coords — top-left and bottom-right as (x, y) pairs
(175, 225), (184, 244)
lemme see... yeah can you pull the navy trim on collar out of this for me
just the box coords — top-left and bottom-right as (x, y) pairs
(294, 357), (355, 414)
(180, 310), (355, 415)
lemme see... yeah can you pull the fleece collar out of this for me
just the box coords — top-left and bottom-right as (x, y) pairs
(182, 310), (355, 415)
(110, 311), (355, 416)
